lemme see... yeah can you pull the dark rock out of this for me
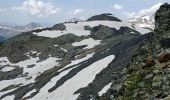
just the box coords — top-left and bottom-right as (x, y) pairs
(51, 23), (66, 31)
(90, 25), (116, 40)
(55, 33), (81, 45)
(158, 50), (170, 63)
(155, 3), (170, 32)
(27, 64), (36, 68)
(144, 56), (155, 67)
(84, 25), (92, 30)
(160, 38), (170, 48)
(0, 66), (23, 81)
(86, 13), (122, 22)
(119, 27), (141, 35)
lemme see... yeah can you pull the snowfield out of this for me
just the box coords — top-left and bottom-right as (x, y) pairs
(31, 55), (115, 100)
(33, 21), (151, 38)
(0, 55), (61, 94)
(72, 38), (101, 49)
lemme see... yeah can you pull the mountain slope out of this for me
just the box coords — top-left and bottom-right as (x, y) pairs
(0, 13), (151, 100)
(99, 3), (170, 100)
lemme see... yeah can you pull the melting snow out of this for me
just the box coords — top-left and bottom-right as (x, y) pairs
(1, 95), (14, 100)
(32, 53), (95, 99)
(33, 21), (150, 38)
(98, 83), (112, 96)
(0, 56), (61, 96)
(32, 55), (115, 100)
(72, 38), (101, 49)
(0, 66), (15, 72)
(23, 89), (37, 99)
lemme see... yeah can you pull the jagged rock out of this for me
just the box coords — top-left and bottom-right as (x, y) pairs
(86, 13), (122, 22)
(155, 3), (170, 32)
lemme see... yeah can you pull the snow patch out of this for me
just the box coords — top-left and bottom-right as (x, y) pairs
(0, 66), (15, 72)
(32, 55), (115, 100)
(33, 21), (150, 38)
(72, 38), (101, 49)
(23, 89), (37, 99)
(1, 95), (14, 100)
(98, 83), (112, 96)
(0, 56), (61, 95)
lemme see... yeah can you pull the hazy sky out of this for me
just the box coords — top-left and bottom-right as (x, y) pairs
(0, 0), (170, 25)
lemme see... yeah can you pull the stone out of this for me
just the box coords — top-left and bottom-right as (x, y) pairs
(158, 50), (170, 63)
(144, 56), (155, 67)
(152, 76), (163, 87)
(138, 82), (145, 87)
(145, 74), (154, 79)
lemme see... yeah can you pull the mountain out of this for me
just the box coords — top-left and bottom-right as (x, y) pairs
(128, 14), (155, 30)
(100, 3), (170, 100)
(14, 22), (42, 32)
(0, 13), (152, 100)
(128, 3), (162, 31)
(0, 22), (43, 41)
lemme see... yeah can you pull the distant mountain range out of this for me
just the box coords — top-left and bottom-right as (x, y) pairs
(128, 14), (155, 31)
(0, 22), (43, 42)
(128, 4), (161, 31)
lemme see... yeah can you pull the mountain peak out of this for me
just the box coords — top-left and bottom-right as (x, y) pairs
(86, 13), (122, 22)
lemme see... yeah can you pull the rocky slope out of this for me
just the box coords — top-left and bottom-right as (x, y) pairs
(0, 13), (151, 100)
(98, 3), (170, 100)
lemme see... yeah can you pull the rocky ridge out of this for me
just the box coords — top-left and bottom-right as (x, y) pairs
(98, 3), (170, 100)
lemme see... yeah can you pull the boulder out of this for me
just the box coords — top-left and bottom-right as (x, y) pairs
(158, 50), (170, 63)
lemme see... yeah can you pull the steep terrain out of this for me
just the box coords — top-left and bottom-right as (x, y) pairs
(98, 3), (170, 100)
(0, 13), (151, 100)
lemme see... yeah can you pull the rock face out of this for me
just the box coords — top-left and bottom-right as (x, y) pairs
(155, 3), (170, 32)
(102, 3), (170, 100)
(86, 13), (122, 22)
